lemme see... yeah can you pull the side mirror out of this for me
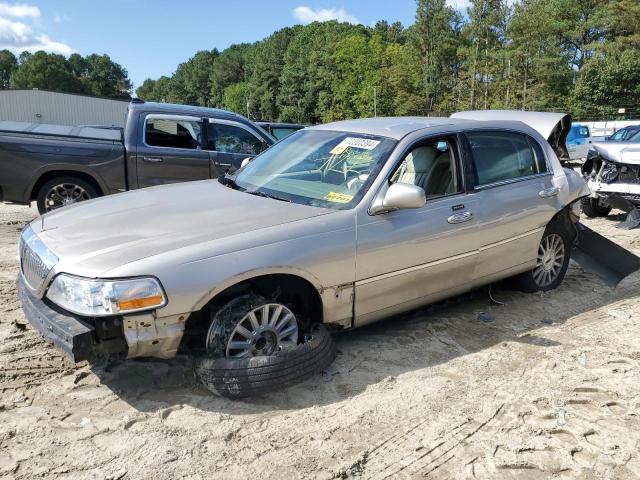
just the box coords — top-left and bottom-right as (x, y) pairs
(370, 183), (426, 214)
(241, 157), (252, 168)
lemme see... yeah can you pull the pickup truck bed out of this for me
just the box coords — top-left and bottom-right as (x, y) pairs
(0, 121), (128, 207)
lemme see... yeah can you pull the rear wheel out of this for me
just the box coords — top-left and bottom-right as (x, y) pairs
(36, 176), (100, 214)
(513, 224), (571, 293)
(581, 197), (611, 218)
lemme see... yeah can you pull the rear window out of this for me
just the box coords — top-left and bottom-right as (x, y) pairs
(467, 131), (548, 186)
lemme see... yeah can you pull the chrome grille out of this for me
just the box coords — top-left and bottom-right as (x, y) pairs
(19, 226), (58, 291)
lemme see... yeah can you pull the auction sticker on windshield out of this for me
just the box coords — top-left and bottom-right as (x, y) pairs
(330, 137), (381, 155)
(325, 191), (353, 203)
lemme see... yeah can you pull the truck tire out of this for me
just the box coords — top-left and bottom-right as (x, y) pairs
(36, 176), (100, 214)
(195, 323), (336, 398)
(512, 222), (572, 293)
(581, 197), (611, 218)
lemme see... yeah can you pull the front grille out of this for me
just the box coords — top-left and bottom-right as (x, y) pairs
(19, 226), (57, 291)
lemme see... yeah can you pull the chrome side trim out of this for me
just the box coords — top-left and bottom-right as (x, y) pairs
(479, 227), (544, 252)
(355, 227), (544, 286)
(356, 250), (478, 286)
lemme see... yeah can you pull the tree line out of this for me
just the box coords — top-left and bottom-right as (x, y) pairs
(1, 0), (638, 120)
(137, 0), (640, 122)
(0, 50), (132, 100)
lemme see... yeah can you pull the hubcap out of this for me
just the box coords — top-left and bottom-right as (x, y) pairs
(206, 303), (299, 358)
(533, 233), (565, 287)
(45, 183), (91, 211)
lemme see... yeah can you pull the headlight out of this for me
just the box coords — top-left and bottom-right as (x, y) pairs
(46, 274), (166, 316)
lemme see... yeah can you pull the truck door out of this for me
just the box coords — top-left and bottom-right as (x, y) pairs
(136, 114), (211, 188)
(205, 119), (268, 174)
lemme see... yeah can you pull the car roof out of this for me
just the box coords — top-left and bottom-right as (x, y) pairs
(309, 116), (537, 140)
(130, 101), (249, 123)
(256, 121), (307, 129)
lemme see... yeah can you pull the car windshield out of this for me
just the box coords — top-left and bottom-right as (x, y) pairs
(228, 129), (397, 209)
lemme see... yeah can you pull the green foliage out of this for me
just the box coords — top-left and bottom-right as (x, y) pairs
(7, 50), (131, 99)
(0, 50), (18, 89)
(126, 0), (637, 121)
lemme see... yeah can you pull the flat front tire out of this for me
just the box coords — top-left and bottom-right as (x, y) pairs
(194, 293), (336, 398)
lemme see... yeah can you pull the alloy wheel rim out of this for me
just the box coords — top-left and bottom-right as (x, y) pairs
(44, 183), (91, 211)
(533, 233), (565, 287)
(207, 303), (299, 358)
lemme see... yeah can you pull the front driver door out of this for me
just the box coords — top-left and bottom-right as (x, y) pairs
(206, 119), (268, 174)
(136, 114), (211, 188)
(354, 135), (482, 326)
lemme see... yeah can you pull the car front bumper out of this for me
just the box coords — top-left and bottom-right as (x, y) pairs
(17, 274), (128, 362)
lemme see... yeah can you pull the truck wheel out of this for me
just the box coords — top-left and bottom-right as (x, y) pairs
(194, 293), (336, 398)
(36, 176), (100, 214)
(512, 223), (571, 293)
(581, 197), (611, 218)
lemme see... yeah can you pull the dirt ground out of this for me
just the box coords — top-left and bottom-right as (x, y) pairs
(1, 202), (639, 480)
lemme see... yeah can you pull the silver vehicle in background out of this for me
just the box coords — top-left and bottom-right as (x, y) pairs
(17, 111), (590, 397)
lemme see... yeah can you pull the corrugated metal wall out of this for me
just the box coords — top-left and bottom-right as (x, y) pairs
(0, 90), (129, 127)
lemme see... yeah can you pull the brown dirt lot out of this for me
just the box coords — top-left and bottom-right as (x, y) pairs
(1, 202), (639, 480)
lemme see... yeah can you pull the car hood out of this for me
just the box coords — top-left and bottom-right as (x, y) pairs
(451, 110), (571, 160)
(591, 142), (640, 165)
(32, 180), (332, 276)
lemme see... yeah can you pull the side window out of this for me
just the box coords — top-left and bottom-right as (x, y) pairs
(145, 117), (202, 149)
(391, 137), (459, 198)
(207, 122), (264, 155)
(466, 131), (547, 187)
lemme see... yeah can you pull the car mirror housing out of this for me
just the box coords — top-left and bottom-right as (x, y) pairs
(371, 182), (426, 214)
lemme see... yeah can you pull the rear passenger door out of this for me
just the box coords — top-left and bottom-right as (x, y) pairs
(205, 119), (267, 174)
(464, 130), (561, 281)
(136, 114), (211, 188)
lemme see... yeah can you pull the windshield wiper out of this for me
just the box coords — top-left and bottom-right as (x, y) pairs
(246, 190), (291, 202)
(218, 174), (241, 190)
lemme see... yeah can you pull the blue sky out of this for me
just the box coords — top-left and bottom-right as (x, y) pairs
(0, 1), (460, 91)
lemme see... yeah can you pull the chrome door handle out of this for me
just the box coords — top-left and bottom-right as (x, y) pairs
(215, 162), (232, 168)
(142, 156), (163, 163)
(447, 211), (474, 224)
(539, 187), (559, 198)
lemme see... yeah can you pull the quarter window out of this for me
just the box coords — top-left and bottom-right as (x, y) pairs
(145, 118), (202, 150)
(467, 131), (547, 186)
(207, 123), (264, 155)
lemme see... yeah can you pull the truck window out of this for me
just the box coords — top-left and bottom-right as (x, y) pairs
(145, 118), (202, 150)
(207, 123), (263, 155)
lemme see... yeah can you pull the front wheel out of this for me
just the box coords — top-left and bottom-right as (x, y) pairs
(194, 293), (336, 398)
(513, 225), (571, 293)
(581, 197), (611, 218)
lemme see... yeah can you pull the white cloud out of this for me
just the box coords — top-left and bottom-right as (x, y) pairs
(293, 6), (359, 24)
(0, 2), (73, 55)
(0, 2), (39, 18)
(446, 0), (471, 10)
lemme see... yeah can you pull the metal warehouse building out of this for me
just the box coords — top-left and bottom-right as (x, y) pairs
(0, 89), (129, 128)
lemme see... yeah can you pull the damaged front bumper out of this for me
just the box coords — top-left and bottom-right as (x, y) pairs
(17, 274), (127, 361)
(17, 273), (188, 362)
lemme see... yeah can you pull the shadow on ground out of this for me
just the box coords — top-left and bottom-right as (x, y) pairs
(90, 262), (639, 415)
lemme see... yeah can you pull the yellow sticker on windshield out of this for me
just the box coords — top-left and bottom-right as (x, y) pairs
(330, 137), (380, 155)
(325, 192), (353, 203)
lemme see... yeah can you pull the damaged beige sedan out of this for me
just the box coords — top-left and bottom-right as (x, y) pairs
(18, 111), (590, 397)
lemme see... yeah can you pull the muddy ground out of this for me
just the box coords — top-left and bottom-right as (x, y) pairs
(1, 201), (639, 480)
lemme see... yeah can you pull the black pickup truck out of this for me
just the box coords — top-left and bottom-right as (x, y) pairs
(0, 101), (275, 213)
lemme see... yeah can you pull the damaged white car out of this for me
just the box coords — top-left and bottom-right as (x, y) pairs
(19, 110), (595, 397)
(581, 142), (640, 226)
